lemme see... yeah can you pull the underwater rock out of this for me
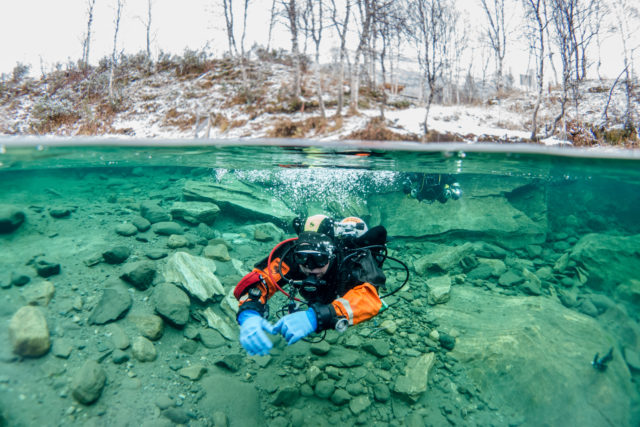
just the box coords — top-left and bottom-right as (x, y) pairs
(331, 389), (351, 406)
(214, 353), (243, 372)
(9, 305), (50, 357)
(106, 323), (130, 350)
(10, 271), (31, 287)
(152, 221), (184, 236)
(52, 338), (73, 359)
(167, 234), (189, 249)
(162, 409), (190, 425)
(140, 201), (170, 224)
(0, 206), (26, 233)
(315, 348), (363, 368)
(34, 259), (60, 278)
(242, 222), (285, 242)
(431, 286), (634, 426)
(153, 282), (191, 326)
(132, 336), (157, 362)
(369, 181), (546, 249)
(393, 353), (436, 402)
(414, 243), (474, 275)
(361, 339), (390, 358)
(310, 340), (331, 355)
(349, 395), (371, 415)
(88, 287), (132, 325)
(22, 280), (55, 306)
(203, 243), (231, 262)
(273, 385), (300, 406)
(315, 380), (336, 399)
(199, 328), (227, 348)
(427, 275), (451, 305)
(145, 249), (168, 260)
(115, 223), (137, 237)
(71, 360), (106, 405)
(498, 270), (523, 287)
(102, 246), (131, 264)
(132, 216), (151, 232)
(170, 201), (220, 225)
(49, 207), (72, 218)
(120, 261), (156, 290)
(178, 364), (207, 381)
(163, 252), (224, 303)
(130, 314), (164, 341)
(200, 375), (264, 426)
(201, 307), (237, 340)
(570, 233), (640, 292)
(183, 180), (296, 227)
(373, 383), (391, 402)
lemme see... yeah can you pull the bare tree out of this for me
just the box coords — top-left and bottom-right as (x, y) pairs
(81, 0), (97, 69)
(267, 0), (278, 51)
(611, 0), (639, 130)
(109, 0), (124, 103)
(349, 0), (378, 113)
(144, 0), (154, 60)
(222, 0), (238, 57)
(282, 0), (302, 99)
(549, 0), (577, 136)
(301, 0), (327, 117)
(329, 0), (352, 116)
(410, 0), (455, 134)
(522, 0), (549, 139)
(480, 0), (507, 93)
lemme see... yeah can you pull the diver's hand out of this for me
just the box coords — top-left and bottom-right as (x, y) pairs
(238, 310), (276, 356)
(273, 309), (318, 345)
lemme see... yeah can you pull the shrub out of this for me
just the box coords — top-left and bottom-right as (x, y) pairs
(30, 94), (80, 133)
(344, 117), (419, 141)
(11, 63), (30, 84)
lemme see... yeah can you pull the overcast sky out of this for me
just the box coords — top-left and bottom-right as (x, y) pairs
(0, 0), (635, 80)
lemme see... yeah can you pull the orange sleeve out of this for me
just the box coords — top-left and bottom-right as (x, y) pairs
(254, 258), (289, 303)
(331, 283), (382, 326)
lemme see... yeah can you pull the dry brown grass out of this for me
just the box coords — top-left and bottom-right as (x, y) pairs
(163, 107), (196, 130)
(267, 116), (329, 138)
(344, 117), (419, 141)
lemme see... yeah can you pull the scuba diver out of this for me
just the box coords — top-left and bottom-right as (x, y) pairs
(402, 173), (462, 204)
(233, 215), (389, 356)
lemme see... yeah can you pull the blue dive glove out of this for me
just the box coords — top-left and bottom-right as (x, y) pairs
(273, 308), (318, 345)
(238, 310), (276, 356)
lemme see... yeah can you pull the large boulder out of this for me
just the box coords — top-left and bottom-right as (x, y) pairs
(368, 178), (547, 249)
(183, 179), (296, 228)
(432, 286), (634, 426)
(569, 233), (640, 292)
(163, 252), (225, 303)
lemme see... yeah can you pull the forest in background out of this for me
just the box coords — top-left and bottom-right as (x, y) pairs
(1, 0), (638, 145)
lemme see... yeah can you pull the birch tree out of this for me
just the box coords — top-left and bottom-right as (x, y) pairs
(301, 0), (326, 117)
(611, 0), (639, 131)
(282, 0), (302, 99)
(108, 0), (124, 103)
(410, 0), (454, 134)
(222, 0), (238, 57)
(81, 0), (97, 69)
(480, 0), (507, 92)
(329, 0), (352, 116)
(522, 0), (549, 139)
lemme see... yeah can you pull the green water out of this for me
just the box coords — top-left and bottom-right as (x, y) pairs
(1, 140), (640, 426)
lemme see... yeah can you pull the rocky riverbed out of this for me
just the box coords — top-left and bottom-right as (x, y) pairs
(1, 165), (640, 426)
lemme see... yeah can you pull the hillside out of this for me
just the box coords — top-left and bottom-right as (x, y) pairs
(0, 51), (638, 147)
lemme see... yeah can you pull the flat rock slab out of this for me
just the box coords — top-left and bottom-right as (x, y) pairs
(163, 252), (224, 303)
(89, 288), (132, 325)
